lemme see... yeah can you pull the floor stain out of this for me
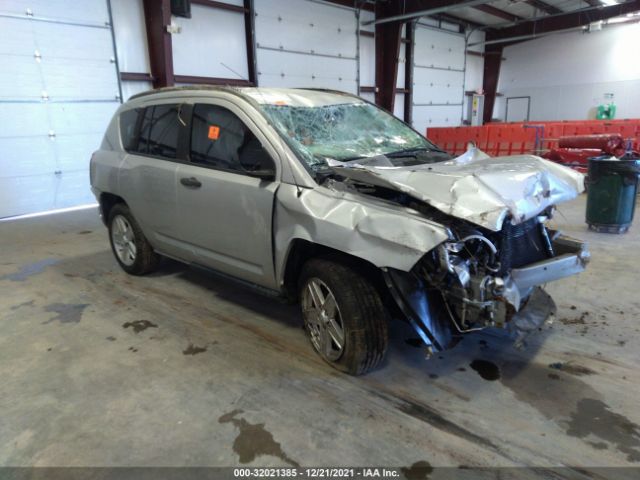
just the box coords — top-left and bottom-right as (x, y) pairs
(401, 460), (433, 479)
(128, 347), (138, 353)
(11, 300), (34, 311)
(566, 398), (640, 462)
(549, 362), (596, 376)
(500, 361), (599, 421)
(77, 230), (92, 235)
(1, 258), (59, 282)
(42, 303), (89, 324)
(122, 320), (158, 333)
(373, 391), (498, 452)
(218, 409), (299, 466)
(469, 359), (501, 381)
(183, 344), (207, 355)
(106, 336), (116, 341)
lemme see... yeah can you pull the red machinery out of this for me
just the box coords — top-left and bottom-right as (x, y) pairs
(542, 134), (630, 173)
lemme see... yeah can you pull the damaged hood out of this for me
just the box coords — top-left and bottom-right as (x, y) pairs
(329, 149), (585, 231)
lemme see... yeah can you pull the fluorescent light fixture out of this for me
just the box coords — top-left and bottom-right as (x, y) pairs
(0, 203), (98, 223)
(601, 0), (619, 5)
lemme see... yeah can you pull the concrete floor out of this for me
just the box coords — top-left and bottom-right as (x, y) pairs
(1, 194), (639, 469)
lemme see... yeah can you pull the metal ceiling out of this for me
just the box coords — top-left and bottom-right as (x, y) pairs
(362, 0), (636, 30)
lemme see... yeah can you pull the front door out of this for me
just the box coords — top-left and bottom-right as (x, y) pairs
(175, 101), (280, 289)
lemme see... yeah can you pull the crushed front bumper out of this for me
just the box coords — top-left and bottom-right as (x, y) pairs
(384, 232), (589, 352)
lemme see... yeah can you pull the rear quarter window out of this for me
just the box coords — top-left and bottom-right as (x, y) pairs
(119, 108), (142, 152)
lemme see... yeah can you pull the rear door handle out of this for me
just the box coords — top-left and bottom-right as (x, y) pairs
(180, 177), (202, 188)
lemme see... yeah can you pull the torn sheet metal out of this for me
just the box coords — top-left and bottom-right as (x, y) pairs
(330, 148), (585, 231)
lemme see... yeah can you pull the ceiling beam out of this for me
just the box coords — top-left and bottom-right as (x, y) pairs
(583, 0), (602, 6)
(473, 4), (524, 22)
(363, 0), (494, 25)
(525, 0), (563, 15)
(487, 0), (640, 40)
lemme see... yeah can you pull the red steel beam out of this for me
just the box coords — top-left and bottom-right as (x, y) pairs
(374, 1), (403, 112)
(120, 72), (154, 82)
(174, 75), (254, 86)
(488, 0), (640, 40)
(244, 0), (257, 85)
(142, 0), (174, 88)
(190, 0), (247, 13)
(482, 44), (503, 124)
(474, 4), (524, 22)
(525, 0), (562, 15)
(404, 20), (415, 124)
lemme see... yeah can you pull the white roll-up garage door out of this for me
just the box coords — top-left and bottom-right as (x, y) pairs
(254, 0), (358, 94)
(0, 0), (121, 219)
(412, 23), (465, 135)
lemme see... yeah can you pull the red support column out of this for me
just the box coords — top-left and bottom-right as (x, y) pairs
(374, 2), (402, 113)
(482, 45), (503, 124)
(142, 0), (174, 88)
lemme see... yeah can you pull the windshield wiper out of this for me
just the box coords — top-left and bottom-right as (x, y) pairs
(385, 147), (443, 158)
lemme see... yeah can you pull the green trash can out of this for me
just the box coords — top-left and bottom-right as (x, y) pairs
(586, 154), (640, 233)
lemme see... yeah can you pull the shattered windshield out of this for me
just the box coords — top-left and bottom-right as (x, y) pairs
(257, 100), (447, 172)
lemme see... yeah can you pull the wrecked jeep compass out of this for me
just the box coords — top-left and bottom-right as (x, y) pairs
(91, 87), (589, 375)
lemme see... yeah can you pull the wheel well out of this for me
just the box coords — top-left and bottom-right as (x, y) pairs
(282, 240), (390, 306)
(99, 192), (126, 225)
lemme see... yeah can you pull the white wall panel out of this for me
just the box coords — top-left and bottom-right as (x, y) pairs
(413, 105), (462, 136)
(110, 0), (150, 73)
(173, 4), (249, 80)
(0, 1), (119, 218)
(412, 24), (466, 132)
(255, 0), (357, 93)
(359, 35), (375, 87)
(0, 0), (108, 23)
(496, 23), (640, 121)
(394, 93), (404, 121)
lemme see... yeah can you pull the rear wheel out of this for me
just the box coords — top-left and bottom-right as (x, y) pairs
(299, 258), (388, 375)
(108, 204), (159, 275)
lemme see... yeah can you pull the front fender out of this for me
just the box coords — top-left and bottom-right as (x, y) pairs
(274, 184), (450, 287)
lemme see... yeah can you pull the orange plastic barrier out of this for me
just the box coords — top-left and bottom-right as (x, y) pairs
(426, 119), (640, 157)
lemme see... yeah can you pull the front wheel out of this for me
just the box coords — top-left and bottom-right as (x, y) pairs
(108, 204), (159, 275)
(299, 259), (389, 375)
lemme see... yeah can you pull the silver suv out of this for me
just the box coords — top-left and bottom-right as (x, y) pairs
(91, 86), (589, 375)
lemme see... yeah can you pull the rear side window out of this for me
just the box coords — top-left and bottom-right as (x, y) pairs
(119, 108), (143, 151)
(147, 104), (180, 158)
(122, 104), (180, 159)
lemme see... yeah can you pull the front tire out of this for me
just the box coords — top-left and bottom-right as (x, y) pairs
(299, 258), (389, 375)
(108, 204), (159, 275)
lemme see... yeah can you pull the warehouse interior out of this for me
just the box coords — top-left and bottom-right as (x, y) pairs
(1, 0), (640, 474)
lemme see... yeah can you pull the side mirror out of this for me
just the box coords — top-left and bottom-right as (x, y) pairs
(245, 167), (276, 181)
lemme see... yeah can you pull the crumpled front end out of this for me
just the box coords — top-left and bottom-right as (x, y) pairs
(384, 215), (590, 351)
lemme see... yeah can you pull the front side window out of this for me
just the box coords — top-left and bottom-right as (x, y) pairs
(190, 104), (273, 173)
(256, 100), (446, 171)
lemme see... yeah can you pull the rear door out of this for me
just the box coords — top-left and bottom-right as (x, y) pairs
(118, 102), (184, 258)
(174, 99), (280, 289)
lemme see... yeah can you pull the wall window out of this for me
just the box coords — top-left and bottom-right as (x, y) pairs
(190, 104), (273, 173)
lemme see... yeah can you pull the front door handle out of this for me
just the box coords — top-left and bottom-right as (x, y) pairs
(180, 177), (202, 188)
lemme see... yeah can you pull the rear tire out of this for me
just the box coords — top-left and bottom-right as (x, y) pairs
(108, 204), (159, 275)
(299, 258), (388, 375)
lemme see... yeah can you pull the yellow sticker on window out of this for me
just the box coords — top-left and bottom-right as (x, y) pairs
(208, 125), (220, 140)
